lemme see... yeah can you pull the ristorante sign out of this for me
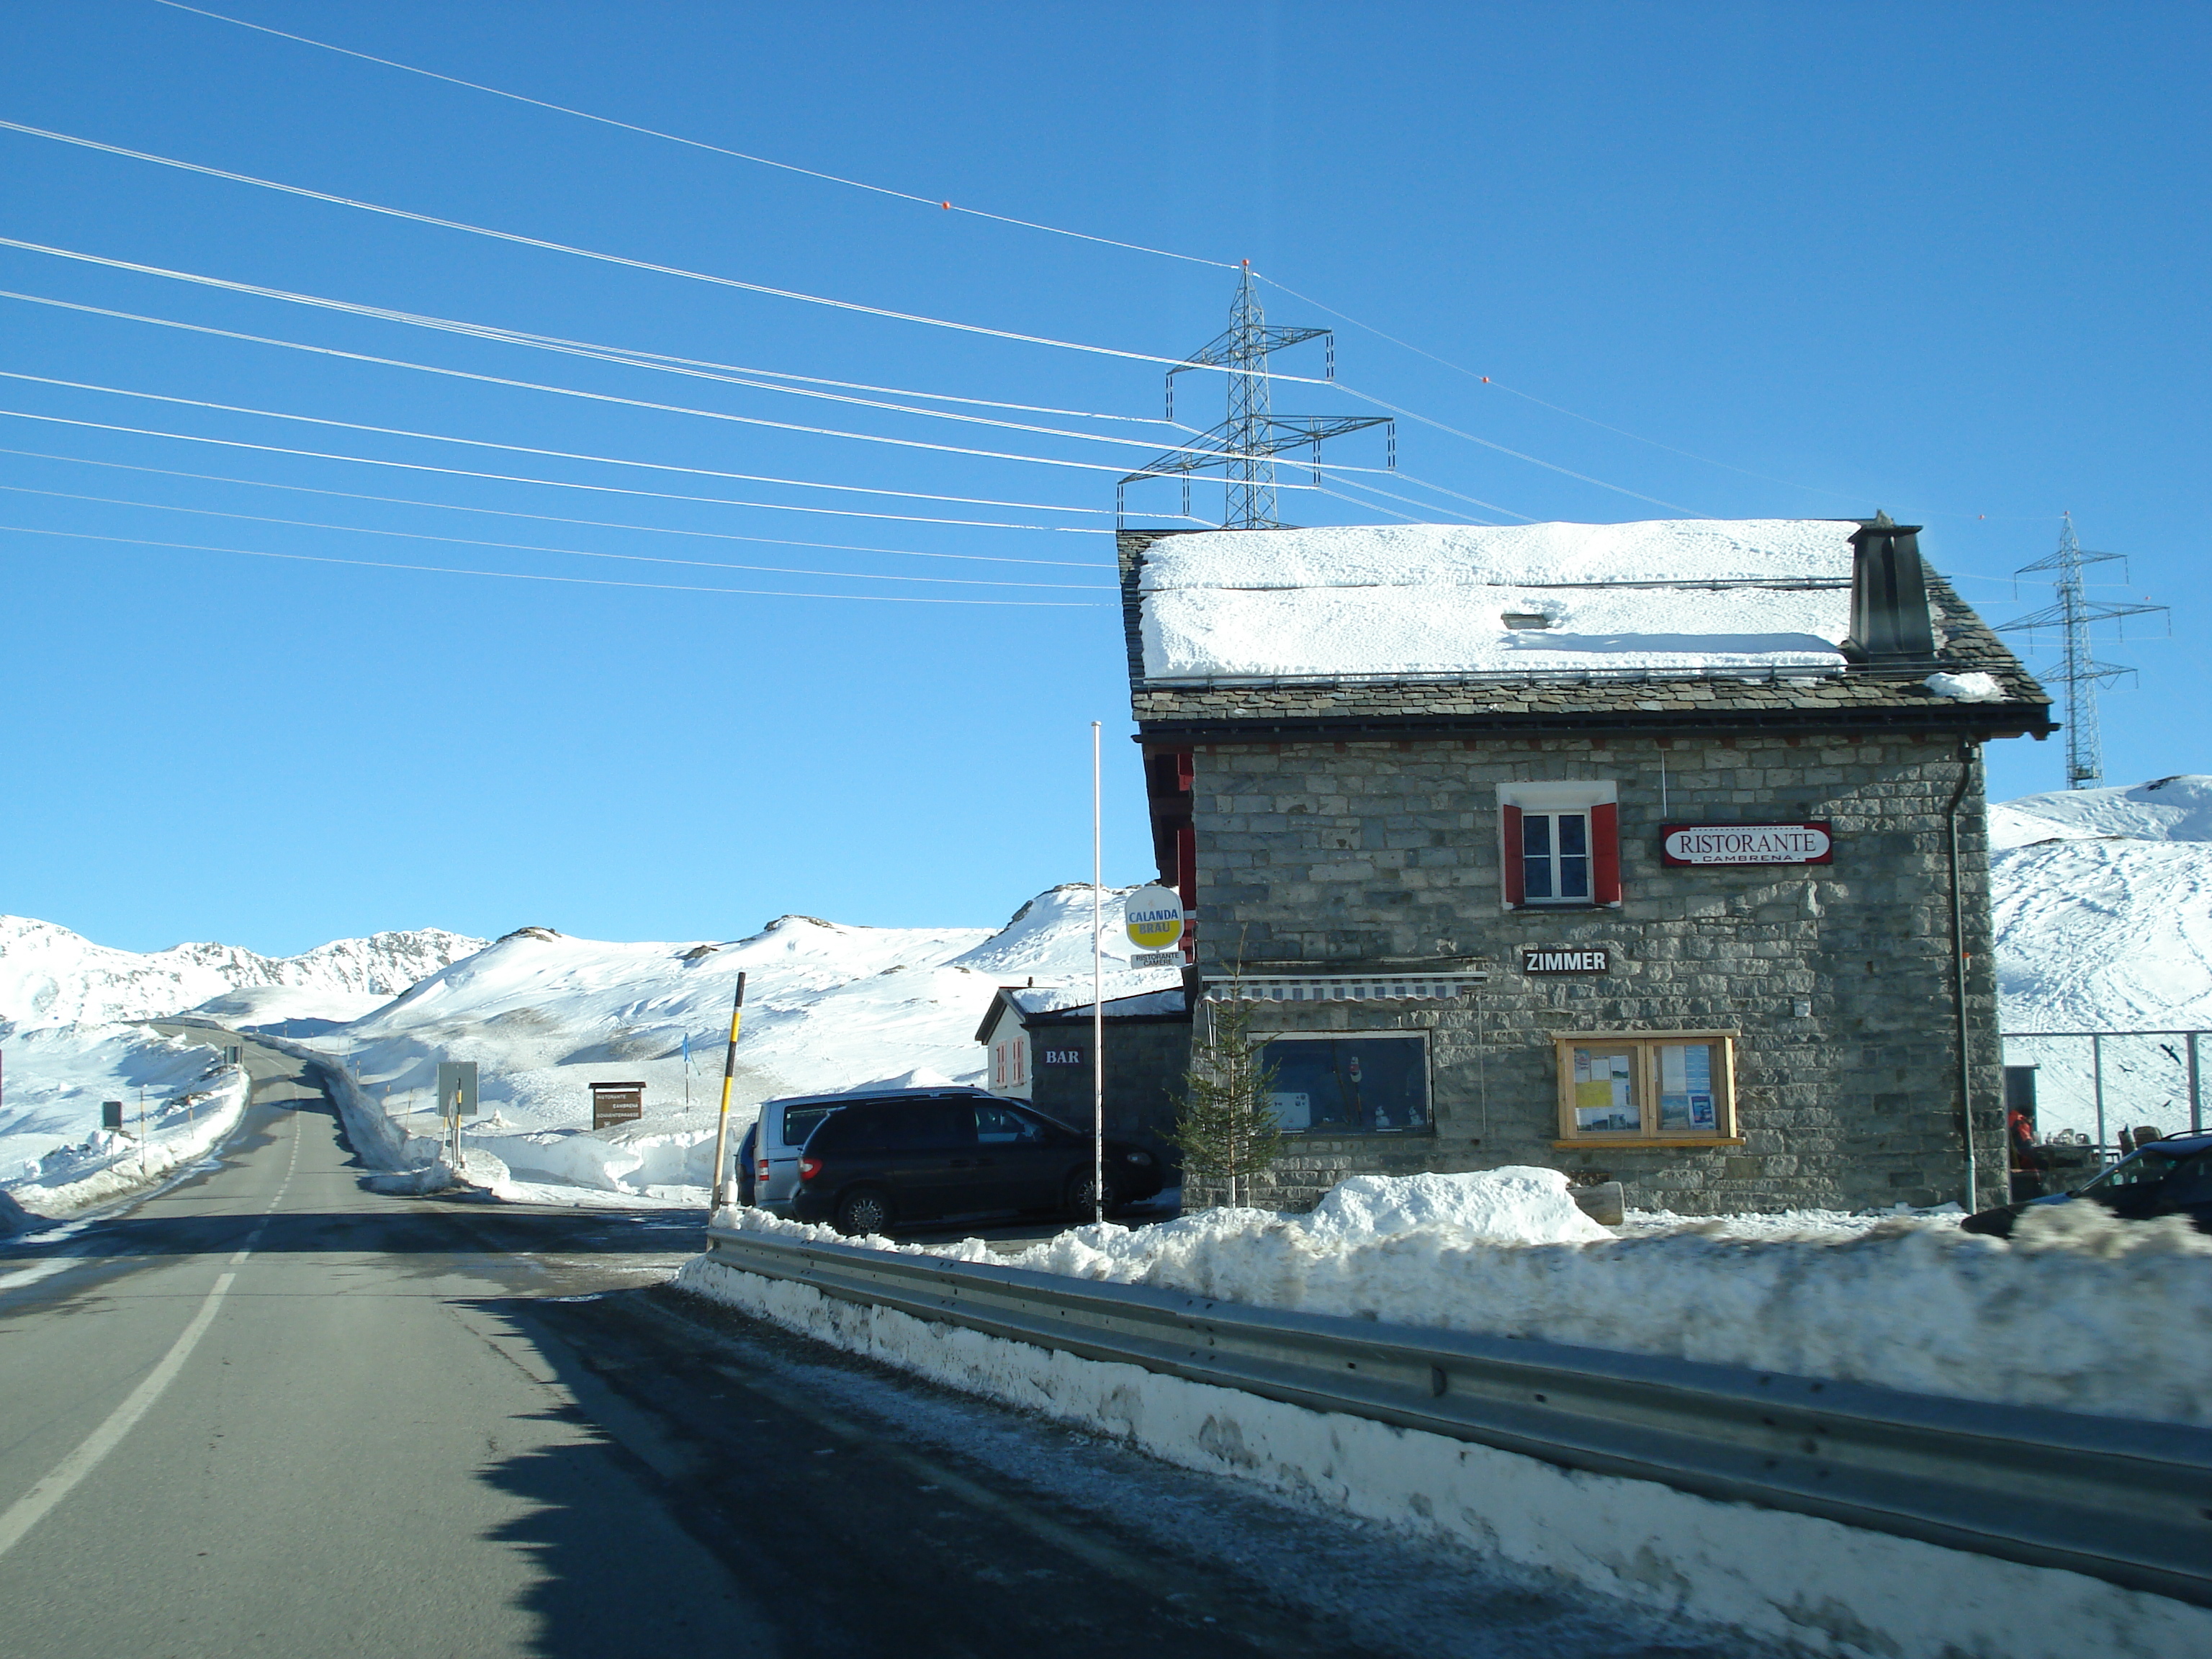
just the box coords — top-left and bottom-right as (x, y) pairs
(1660, 822), (1834, 867)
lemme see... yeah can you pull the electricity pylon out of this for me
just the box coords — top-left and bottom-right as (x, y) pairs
(1995, 513), (2167, 788)
(1119, 264), (1394, 529)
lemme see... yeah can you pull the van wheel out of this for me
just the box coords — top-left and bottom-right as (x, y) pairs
(835, 1187), (893, 1237)
(1064, 1170), (1118, 1221)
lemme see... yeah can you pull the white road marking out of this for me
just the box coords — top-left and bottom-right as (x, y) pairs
(0, 1105), (303, 1561)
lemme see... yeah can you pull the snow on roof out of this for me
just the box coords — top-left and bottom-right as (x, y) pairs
(1012, 986), (1187, 1020)
(1137, 520), (1863, 683)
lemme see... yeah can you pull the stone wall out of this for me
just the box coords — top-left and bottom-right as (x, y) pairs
(1025, 1014), (1193, 1174)
(1186, 732), (2008, 1215)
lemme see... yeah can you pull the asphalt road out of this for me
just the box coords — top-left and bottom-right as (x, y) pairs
(0, 1036), (1753, 1659)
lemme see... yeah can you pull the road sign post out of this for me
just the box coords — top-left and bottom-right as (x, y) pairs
(436, 1062), (479, 1172)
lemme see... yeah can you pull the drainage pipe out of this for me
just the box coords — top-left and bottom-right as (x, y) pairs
(1946, 741), (1979, 1210)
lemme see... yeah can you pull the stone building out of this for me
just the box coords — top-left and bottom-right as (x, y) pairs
(1120, 517), (2054, 1215)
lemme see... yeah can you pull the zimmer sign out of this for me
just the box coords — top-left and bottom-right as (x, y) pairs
(1661, 822), (1833, 867)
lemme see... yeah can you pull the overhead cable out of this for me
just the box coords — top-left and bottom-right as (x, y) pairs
(0, 118), (1244, 374)
(0, 236), (1194, 441)
(0, 485), (1112, 589)
(148, 0), (1236, 271)
(0, 288), (1212, 477)
(0, 522), (1102, 607)
(0, 446), (1112, 567)
(0, 373), (1148, 517)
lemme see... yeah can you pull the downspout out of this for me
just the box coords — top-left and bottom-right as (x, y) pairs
(1946, 739), (1979, 1210)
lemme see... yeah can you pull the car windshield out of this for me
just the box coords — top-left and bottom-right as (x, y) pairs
(2077, 1144), (2206, 1192)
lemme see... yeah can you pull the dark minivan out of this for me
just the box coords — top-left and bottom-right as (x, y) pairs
(791, 1091), (1163, 1236)
(1962, 1129), (2212, 1237)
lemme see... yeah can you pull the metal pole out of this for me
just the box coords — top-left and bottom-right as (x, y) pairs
(709, 972), (747, 1212)
(2091, 1033), (2105, 1160)
(1092, 721), (1105, 1226)
(2192, 1033), (2203, 1136)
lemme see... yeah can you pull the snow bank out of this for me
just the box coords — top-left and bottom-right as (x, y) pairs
(1926, 670), (2002, 701)
(678, 1248), (2212, 1659)
(709, 1166), (2212, 1426)
(0, 1023), (251, 1215)
(1138, 520), (1863, 681)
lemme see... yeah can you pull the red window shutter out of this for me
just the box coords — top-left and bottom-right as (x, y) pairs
(1501, 804), (1525, 906)
(1592, 801), (1622, 905)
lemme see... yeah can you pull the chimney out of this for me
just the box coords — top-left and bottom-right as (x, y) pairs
(1843, 512), (1937, 667)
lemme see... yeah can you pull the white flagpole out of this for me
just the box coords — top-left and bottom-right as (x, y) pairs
(1092, 720), (1105, 1226)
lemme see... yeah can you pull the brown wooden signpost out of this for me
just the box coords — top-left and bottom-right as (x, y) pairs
(590, 1082), (646, 1130)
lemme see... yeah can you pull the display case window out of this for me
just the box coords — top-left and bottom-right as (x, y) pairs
(1258, 1033), (1431, 1135)
(1555, 1032), (1738, 1145)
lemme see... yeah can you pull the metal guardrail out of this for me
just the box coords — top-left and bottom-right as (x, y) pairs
(705, 1225), (2212, 1608)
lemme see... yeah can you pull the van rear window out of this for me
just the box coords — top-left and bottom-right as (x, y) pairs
(779, 1105), (840, 1147)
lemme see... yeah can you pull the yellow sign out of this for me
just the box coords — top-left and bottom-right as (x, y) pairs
(1123, 885), (1185, 950)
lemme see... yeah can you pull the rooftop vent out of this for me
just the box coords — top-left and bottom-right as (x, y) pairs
(1501, 613), (1551, 630)
(1843, 512), (1938, 667)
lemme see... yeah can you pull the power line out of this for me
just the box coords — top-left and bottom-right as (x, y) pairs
(0, 124), (1712, 520)
(0, 118), (1245, 374)
(0, 288), (1207, 477)
(0, 522), (1102, 608)
(0, 374), (1143, 517)
(0, 445), (1112, 567)
(148, 0), (1236, 271)
(0, 485), (1112, 590)
(0, 235), (1192, 442)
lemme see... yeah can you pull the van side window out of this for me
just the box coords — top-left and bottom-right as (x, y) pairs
(975, 1104), (1043, 1145)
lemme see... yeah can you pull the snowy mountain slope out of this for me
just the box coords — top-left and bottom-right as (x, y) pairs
(323, 886), (1181, 1193)
(1990, 775), (2212, 1138)
(0, 917), (487, 1035)
(1989, 773), (2212, 850)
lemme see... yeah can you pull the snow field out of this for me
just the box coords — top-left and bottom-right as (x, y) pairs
(0, 1023), (251, 1215)
(677, 1247), (2212, 1659)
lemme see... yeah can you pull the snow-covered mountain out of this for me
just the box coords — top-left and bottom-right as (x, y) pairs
(0, 917), (487, 1035)
(1990, 775), (2212, 1031)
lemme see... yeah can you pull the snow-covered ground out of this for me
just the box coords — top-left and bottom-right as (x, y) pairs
(0, 1022), (249, 1217)
(1991, 775), (2212, 1140)
(301, 887), (1179, 1197)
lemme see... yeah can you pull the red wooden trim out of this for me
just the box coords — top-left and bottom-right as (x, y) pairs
(1501, 804), (1525, 906)
(1592, 801), (1622, 905)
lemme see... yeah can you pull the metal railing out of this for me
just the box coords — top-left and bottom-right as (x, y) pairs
(703, 1225), (2212, 1608)
(2002, 1029), (2209, 1156)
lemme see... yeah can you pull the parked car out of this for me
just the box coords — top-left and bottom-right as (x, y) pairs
(1962, 1130), (2212, 1238)
(791, 1092), (1164, 1236)
(740, 1089), (896, 1215)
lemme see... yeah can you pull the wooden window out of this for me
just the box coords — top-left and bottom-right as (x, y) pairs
(1554, 1031), (1740, 1146)
(1500, 784), (1620, 908)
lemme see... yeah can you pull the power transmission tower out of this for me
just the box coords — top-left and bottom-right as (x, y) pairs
(1995, 513), (2167, 788)
(1119, 264), (1394, 529)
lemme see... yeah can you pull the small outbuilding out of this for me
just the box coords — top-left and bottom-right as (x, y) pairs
(974, 986), (1192, 1163)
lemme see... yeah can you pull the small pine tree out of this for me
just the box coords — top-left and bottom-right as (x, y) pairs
(1169, 986), (1285, 1208)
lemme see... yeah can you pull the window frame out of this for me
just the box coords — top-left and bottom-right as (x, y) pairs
(1255, 1029), (1435, 1138)
(1552, 1030), (1743, 1147)
(1499, 781), (1621, 910)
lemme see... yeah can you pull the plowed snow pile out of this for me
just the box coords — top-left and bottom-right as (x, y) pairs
(703, 1166), (2212, 1425)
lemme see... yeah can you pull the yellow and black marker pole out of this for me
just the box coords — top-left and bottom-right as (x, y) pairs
(708, 971), (747, 1212)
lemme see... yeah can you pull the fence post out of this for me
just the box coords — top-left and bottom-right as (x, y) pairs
(2092, 1033), (2105, 1157)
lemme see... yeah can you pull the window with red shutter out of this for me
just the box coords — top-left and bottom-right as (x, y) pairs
(1499, 784), (1622, 908)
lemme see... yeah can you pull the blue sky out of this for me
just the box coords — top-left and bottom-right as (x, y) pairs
(2, 1), (2205, 956)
